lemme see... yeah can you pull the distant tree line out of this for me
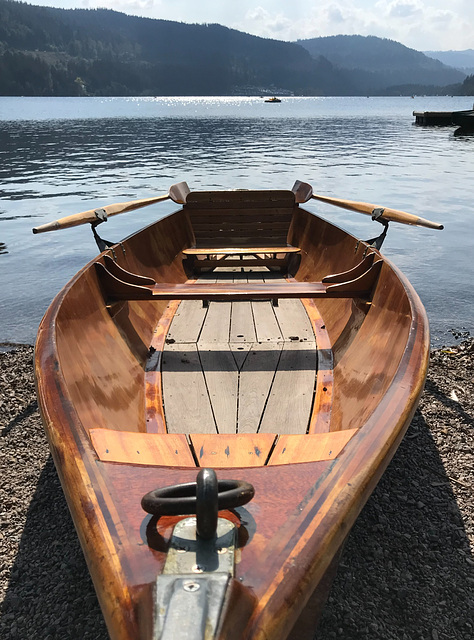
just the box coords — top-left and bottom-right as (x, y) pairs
(0, 0), (472, 97)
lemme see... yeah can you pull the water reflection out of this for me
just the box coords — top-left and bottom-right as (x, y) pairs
(0, 101), (473, 345)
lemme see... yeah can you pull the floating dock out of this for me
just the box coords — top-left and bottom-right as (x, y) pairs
(413, 111), (454, 126)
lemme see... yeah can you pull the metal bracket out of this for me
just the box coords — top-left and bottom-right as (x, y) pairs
(154, 517), (236, 639)
(90, 208), (117, 253)
(364, 210), (390, 252)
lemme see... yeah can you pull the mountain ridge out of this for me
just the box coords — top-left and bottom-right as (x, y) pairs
(0, 0), (471, 97)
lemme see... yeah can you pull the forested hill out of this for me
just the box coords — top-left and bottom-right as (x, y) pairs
(0, 0), (348, 96)
(0, 0), (469, 96)
(297, 35), (466, 95)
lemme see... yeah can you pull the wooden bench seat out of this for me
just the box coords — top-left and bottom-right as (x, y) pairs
(182, 189), (301, 274)
(182, 246), (301, 256)
(96, 254), (383, 302)
(182, 246), (301, 274)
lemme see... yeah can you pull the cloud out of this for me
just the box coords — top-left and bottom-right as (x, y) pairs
(386, 0), (423, 19)
(244, 6), (295, 38)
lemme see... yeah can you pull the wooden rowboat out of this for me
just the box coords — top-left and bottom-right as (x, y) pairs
(33, 181), (442, 640)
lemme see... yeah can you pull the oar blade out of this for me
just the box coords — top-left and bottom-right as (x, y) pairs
(292, 180), (313, 203)
(169, 181), (190, 204)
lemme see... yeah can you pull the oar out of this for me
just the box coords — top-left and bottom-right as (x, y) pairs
(292, 180), (443, 230)
(32, 181), (190, 234)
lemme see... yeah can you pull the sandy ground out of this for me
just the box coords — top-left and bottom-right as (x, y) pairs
(1, 341), (473, 639)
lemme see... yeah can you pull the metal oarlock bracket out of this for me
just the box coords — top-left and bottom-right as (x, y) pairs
(90, 208), (117, 253)
(364, 209), (390, 253)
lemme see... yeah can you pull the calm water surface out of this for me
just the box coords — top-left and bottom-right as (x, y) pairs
(1, 96), (473, 346)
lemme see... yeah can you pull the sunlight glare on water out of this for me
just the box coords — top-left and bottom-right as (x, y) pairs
(0, 96), (473, 345)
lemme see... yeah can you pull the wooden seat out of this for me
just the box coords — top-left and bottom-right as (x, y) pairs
(182, 246), (301, 273)
(182, 247), (301, 256)
(182, 189), (301, 274)
(96, 254), (383, 302)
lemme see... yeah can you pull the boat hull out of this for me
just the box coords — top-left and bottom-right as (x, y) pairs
(35, 190), (430, 639)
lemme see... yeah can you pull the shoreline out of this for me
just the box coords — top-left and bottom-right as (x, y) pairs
(1, 342), (473, 639)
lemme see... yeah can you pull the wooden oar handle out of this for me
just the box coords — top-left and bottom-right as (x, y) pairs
(311, 194), (444, 230)
(32, 194), (171, 234)
(32, 182), (190, 234)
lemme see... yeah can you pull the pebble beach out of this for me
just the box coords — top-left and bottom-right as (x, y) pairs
(1, 341), (473, 639)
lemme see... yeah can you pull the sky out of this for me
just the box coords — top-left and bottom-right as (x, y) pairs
(28, 1), (473, 51)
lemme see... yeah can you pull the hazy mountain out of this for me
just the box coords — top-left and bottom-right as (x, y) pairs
(0, 0), (352, 96)
(0, 1), (469, 97)
(424, 49), (474, 74)
(297, 35), (466, 94)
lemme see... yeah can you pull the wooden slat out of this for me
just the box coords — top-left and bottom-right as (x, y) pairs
(259, 341), (317, 435)
(301, 297), (334, 434)
(193, 235), (289, 248)
(192, 221), (291, 232)
(238, 342), (283, 434)
(267, 429), (358, 465)
(230, 301), (257, 343)
(90, 429), (195, 466)
(145, 300), (180, 434)
(183, 246), (300, 255)
(185, 191), (295, 208)
(161, 343), (216, 434)
(198, 343), (239, 434)
(189, 433), (277, 467)
(272, 298), (315, 341)
(166, 300), (208, 343)
(188, 212), (293, 223)
(252, 301), (283, 342)
(193, 259), (287, 269)
(198, 302), (231, 343)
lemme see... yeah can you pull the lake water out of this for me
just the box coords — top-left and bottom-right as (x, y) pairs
(1, 96), (473, 347)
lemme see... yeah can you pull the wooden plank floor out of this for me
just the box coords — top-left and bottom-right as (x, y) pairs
(161, 267), (318, 435)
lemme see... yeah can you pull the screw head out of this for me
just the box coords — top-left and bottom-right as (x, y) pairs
(183, 581), (200, 592)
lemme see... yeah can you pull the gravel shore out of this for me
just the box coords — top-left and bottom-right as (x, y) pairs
(1, 341), (473, 639)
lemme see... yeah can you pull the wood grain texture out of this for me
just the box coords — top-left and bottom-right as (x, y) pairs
(183, 246), (301, 255)
(161, 343), (216, 434)
(259, 341), (317, 435)
(299, 295), (334, 434)
(197, 343), (239, 434)
(272, 298), (315, 341)
(34, 188), (431, 640)
(166, 299), (207, 343)
(189, 433), (277, 467)
(238, 342), (283, 434)
(251, 300), (283, 343)
(230, 301), (257, 343)
(198, 302), (231, 343)
(90, 429), (195, 466)
(145, 300), (180, 434)
(267, 429), (358, 465)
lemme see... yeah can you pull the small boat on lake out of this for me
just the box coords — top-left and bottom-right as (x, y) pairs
(264, 96), (281, 103)
(33, 181), (443, 640)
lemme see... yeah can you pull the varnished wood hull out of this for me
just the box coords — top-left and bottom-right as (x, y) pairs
(35, 188), (430, 639)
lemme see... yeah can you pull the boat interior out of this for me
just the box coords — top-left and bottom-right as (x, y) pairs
(51, 188), (415, 470)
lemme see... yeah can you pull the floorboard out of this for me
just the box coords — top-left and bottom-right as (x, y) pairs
(161, 268), (318, 437)
(161, 343), (216, 434)
(259, 341), (318, 435)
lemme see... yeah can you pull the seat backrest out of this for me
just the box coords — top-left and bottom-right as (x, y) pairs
(184, 190), (296, 248)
